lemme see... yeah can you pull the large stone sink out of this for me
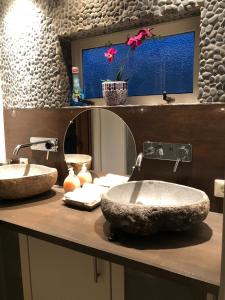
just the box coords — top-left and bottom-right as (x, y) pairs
(101, 180), (210, 236)
(0, 164), (58, 200)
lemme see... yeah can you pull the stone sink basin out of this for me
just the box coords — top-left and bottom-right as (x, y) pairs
(0, 164), (58, 200)
(101, 180), (210, 236)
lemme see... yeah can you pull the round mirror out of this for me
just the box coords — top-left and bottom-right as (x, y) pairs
(64, 108), (136, 187)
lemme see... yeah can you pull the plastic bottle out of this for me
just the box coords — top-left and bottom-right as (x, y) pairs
(77, 163), (92, 186)
(63, 168), (81, 192)
(70, 67), (85, 106)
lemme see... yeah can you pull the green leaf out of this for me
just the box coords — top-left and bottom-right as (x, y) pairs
(116, 70), (123, 81)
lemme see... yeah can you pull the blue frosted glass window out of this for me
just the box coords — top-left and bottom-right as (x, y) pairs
(82, 32), (195, 99)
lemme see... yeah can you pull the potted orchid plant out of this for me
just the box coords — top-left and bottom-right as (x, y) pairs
(102, 28), (155, 106)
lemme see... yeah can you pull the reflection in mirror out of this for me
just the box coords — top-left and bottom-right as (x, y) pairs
(64, 109), (136, 186)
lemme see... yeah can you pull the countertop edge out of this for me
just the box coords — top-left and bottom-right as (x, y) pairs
(0, 219), (219, 295)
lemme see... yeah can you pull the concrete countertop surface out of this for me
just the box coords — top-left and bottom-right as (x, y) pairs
(0, 186), (222, 294)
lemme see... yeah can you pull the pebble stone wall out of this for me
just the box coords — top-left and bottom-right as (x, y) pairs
(198, 0), (225, 103)
(0, 0), (224, 108)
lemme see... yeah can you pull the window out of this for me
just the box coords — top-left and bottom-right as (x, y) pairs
(82, 32), (195, 99)
(72, 16), (200, 104)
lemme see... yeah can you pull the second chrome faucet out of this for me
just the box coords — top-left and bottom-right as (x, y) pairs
(134, 141), (192, 173)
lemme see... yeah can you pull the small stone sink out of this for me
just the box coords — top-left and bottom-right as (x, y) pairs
(0, 164), (58, 200)
(101, 180), (210, 236)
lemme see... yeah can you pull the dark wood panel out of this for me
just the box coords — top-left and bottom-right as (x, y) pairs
(125, 268), (207, 300)
(0, 227), (24, 300)
(0, 187), (221, 295)
(4, 104), (225, 212)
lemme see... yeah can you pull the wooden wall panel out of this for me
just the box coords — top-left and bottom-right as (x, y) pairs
(4, 104), (225, 213)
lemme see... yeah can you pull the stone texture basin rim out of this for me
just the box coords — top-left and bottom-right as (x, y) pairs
(101, 180), (210, 236)
(0, 164), (58, 200)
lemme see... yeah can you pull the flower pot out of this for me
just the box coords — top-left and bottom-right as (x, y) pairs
(102, 81), (128, 106)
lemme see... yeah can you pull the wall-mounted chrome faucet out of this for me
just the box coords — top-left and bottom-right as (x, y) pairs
(135, 141), (192, 173)
(13, 137), (59, 160)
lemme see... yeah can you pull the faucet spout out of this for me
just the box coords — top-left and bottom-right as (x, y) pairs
(13, 144), (24, 156)
(134, 152), (143, 171)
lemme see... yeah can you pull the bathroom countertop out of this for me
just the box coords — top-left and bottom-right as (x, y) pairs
(0, 186), (221, 295)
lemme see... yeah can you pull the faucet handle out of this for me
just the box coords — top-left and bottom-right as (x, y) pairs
(173, 158), (181, 173)
(45, 141), (55, 150)
(173, 146), (190, 173)
(46, 150), (50, 160)
(157, 146), (164, 158)
(178, 146), (189, 161)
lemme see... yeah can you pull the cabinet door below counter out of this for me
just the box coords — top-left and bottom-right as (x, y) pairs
(19, 235), (111, 300)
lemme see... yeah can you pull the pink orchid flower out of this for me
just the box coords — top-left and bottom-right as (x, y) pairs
(136, 28), (154, 40)
(127, 36), (142, 49)
(103, 28), (156, 81)
(104, 47), (117, 63)
(127, 28), (155, 49)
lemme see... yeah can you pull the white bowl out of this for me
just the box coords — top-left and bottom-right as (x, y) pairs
(65, 154), (92, 173)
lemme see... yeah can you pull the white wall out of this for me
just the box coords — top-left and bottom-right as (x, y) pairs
(0, 80), (6, 162)
(91, 109), (127, 175)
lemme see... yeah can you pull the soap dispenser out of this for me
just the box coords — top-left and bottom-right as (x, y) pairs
(63, 168), (81, 192)
(77, 163), (92, 186)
